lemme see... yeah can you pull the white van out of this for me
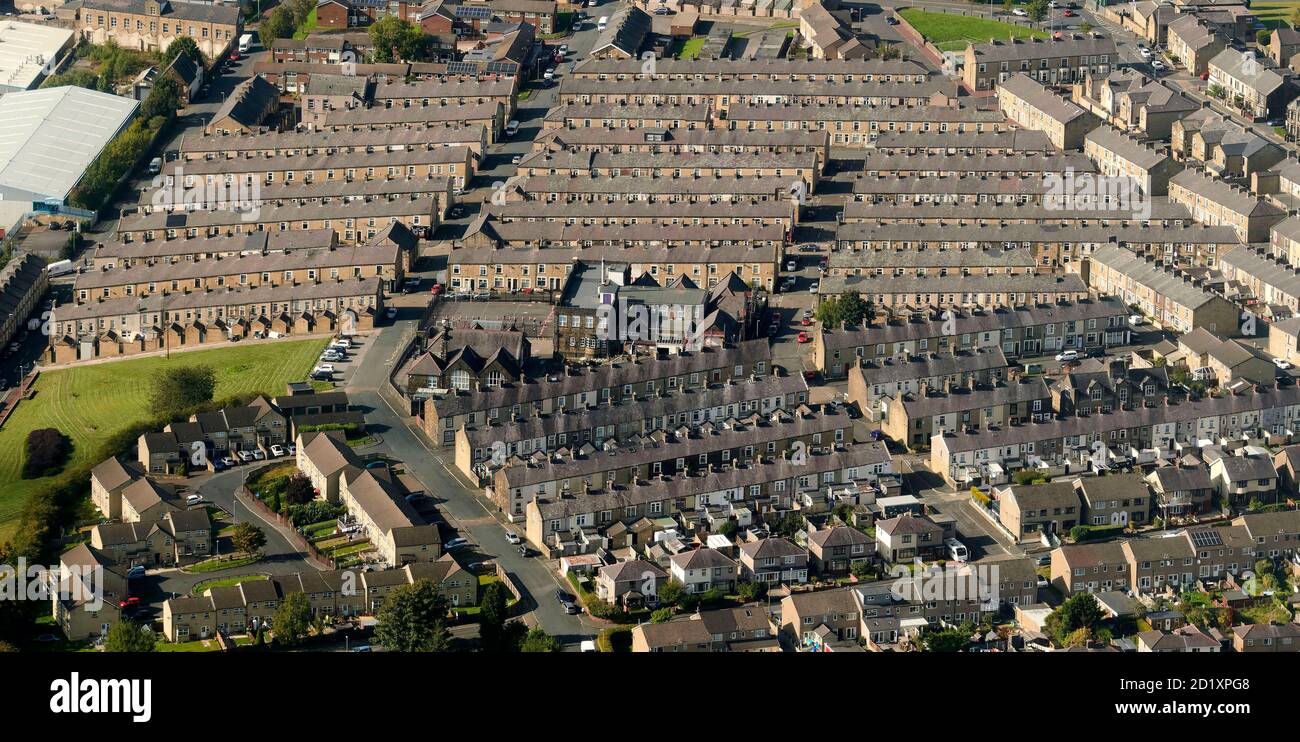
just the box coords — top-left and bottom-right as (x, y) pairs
(505, 119), (520, 137)
(597, 15), (608, 31)
(46, 259), (75, 277)
(945, 538), (969, 563)
(238, 33), (253, 53)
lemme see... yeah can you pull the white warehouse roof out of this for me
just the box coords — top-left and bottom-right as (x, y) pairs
(0, 20), (74, 93)
(0, 85), (138, 204)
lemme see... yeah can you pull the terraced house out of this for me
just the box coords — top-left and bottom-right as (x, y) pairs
(723, 102), (1009, 147)
(882, 378), (1053, 449)
(48, 277), (382, 363)
(930, 384), (1300, 486)
(489, 404), (852, 519)
(455, 370), (809, 478)
(1079, 244), (1240, 333)
(997, 73), (1099, 150)
(963, 34), (1118, 92)
(813, 298), (1131, 378)
(526, 443), (891, 557)
(76, 0), (241, 61)
(425, 339), (771, 444)
(1083, 124), (1182, 197)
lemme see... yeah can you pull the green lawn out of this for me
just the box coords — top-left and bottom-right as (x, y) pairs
(898, 8), (1048, 52)
(292, 7), (318, 40)
(1251, 1), (1299, 29)
(676, 37), (707, 60)
(190, 573), (269, 596)
(184, 554), (261, 573)
(0, 338), (328, 541)
(158, 639), (221, 652)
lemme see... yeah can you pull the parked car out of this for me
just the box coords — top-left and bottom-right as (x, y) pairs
(127, 565), (146, 579)
(1011, 7), (1027, 15)
(333, 337), (353, 349)
(315, 363), (336, 374)
(185, 494), (203, 506)
(402, 278), (420, 293)
(808, 281), (819, 293)
(386, 307), (398, 320)
(505, 531), (521, 544)
(270, 444), (286, 457)
(286, 444), (296, 456)
(797, 331), (810, 343)
(1055, 349), (1080, 363)
(1275, 357), (1293, 370)
(220, 456), (236, 467)
(511, 154), (522, 164)
(886, 15), (898, 24)
(430, 283), (444, 296)
(237, 451), (254, 462)
(252, 449), (266, 460)
(445, 537), (469, 550)
(785, 259), (797, 271)
(518, 545), (535, 557)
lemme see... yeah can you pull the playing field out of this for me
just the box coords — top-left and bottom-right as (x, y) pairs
(1251, 1), (1300, 29)
(0, 338), (328, 539)
(898, 8), (1049, 52)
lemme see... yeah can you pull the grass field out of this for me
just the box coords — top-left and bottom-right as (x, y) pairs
(898, 8), (1048, 52)
(0, 338), (328, 541)
(1252, 1), (1300, 29)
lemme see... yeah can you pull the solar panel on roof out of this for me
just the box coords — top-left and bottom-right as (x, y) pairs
(447, 61), (480, 75)
(1190, 530), (1223, 548)
(455, 6), (491, 18)
(485, 61), (518, 75)
(164, 213), (188, 228)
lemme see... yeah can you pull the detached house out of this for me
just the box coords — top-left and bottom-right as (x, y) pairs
(596, 559), (667, 609)
(1146, 462), (1215, 517)
(873, 513), (945, 563)
(668, 548), (739, 595)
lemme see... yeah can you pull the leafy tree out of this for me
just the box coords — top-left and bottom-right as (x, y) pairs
(1064, 627), (1092, 647)
(1045, 592), (1103, 645)
(230, 522), (266, 555)
(850, 560), (875, 579)
(814, 292), (870, 329)
(23, 428), (69, 479)
(160, 36), (204, 66)
(657, 579), (687, 607)
(284, 473), (315, 506)
(104, 621), (156, 652)
(260, 6), (295, 42)
(375, 580), (452, 652)
(718, 520), (738, 538)
(478, 581), (512, 651)
(272, 592), (312, 646)
(1079, 20), (1093, 34)
(1026, 0), (1049, 22)
(148, 365), (216, 420)
(650, 607), (675, 623)
(877, 43), (900, 61)
(369, 16), (429, 63)
(774, 511), (804, 539)
(736, 580), (767, 602)
(922, 625), (970, 652)
(1003, 0), (1015, 12)
(520, 626), (561, 652)
(285, 0), (315, 27)
(141, 76), (182, 121)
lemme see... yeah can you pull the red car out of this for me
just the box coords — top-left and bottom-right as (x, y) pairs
(430, 283), (444, 295)
(801, 317), (814, 326)
(1063, 9), (1074, 16)
(803, 370), (817, 381)
(118, 597), (141, 608)
(230, 51), (241, 61)
(797, 331), (810, 343)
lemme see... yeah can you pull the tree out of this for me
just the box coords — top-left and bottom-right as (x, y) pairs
(369, 16), (428, 62)
(272, 592), (312, 646)
(375, 580), (452, 652)
(260, 6), (296, 42)
(160, 36), (204, 67)
(104, 621), (156, 652)
(814, 292), (870, 329)
(520, 626), (560, 652)
(1079, 20), (1093, 34)
(657, 579), (687, 607)
(141, 76), (182, 121)
(877, 43), (900, 61)
(921, 625), (970, 652)
(149, 365), (216, 420)
(23, 428), (69, 479)
(284, 473), (316, 506)
(1045, 592), (1103, 645)
(1003, 0), (1015, 12)
(651, 607), (675, 623)
(478, 581), (512, 651)
(1026, 0), (1049, 22)
(736, 580), (767, 602)
(230, 522), (266, 556)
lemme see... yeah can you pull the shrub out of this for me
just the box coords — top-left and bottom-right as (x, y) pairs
(23, 428), (70, 479)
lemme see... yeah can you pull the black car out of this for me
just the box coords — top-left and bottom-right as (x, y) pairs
(555, 589), (575, 604)
(1085, 346), (1106, 358)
